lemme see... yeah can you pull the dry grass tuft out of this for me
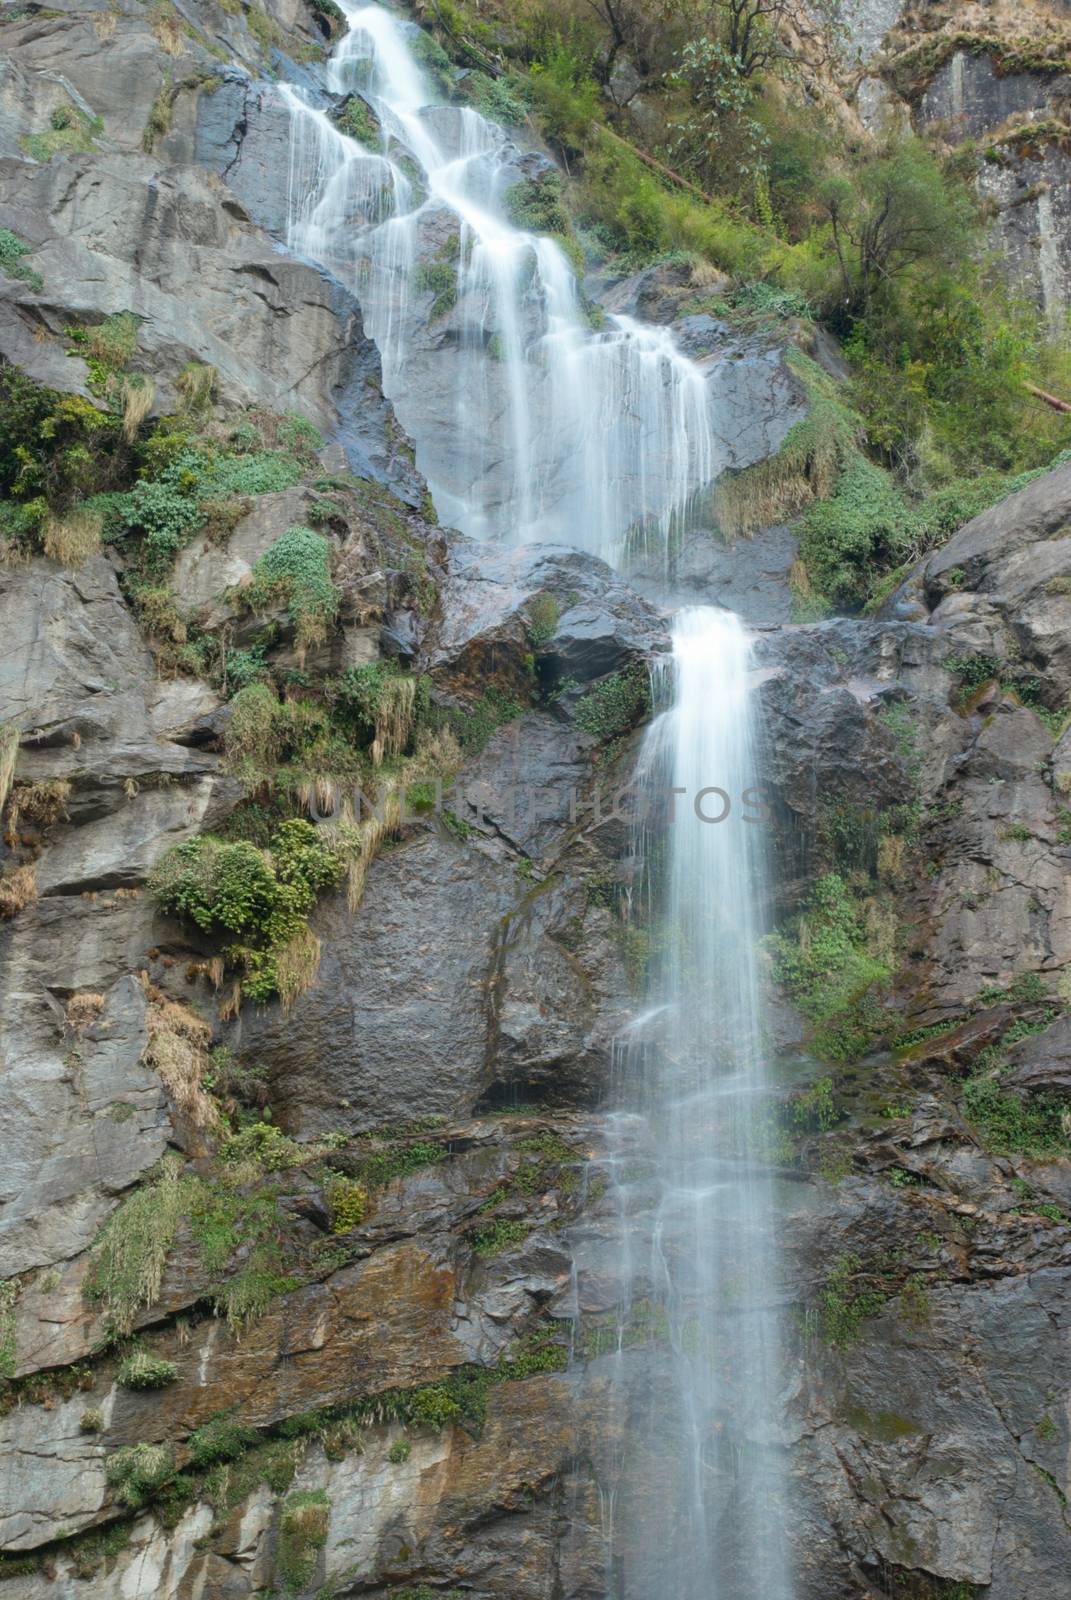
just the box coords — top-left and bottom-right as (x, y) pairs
(43, 508), (102, 568)
(67, 991), (105, 1030)
(0, 864), (37, 920)
(0, 725), (18, 819)
(8, 778), (70, 831)
(371, 676), (418, 766)
(143, 993), (219, 1129)
(274, 924), (322, 1014)
(121, 376), (155, 443)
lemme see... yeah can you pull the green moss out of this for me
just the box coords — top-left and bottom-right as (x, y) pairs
(278, 1489), (330, 1593)
(333, 94), (381, 147)
(19, 107), (102, 162)
(412, 234), (461, 319)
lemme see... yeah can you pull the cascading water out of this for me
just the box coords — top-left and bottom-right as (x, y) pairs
(277, 1), (716, 566)
(589, 608), (792, 1599)
(272, 13), (789, 1593)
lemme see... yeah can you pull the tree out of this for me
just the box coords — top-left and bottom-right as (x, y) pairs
(821, 141), (977, 315)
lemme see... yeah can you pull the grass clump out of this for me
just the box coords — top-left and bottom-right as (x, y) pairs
(116, 1349), (178, 1389)
(245, 526), (340, 650)
(188, 1411), (260, 1469)
(84, 1154), (188, 1337)
(19, 107), (102, 163)
(767, 873), (895, 1061)
(278, 1489), (330, 1594)
(148, 819), (346, 1005)
(467, 1217), (531, 1257)
(106, 1443), (174, 1508)
(412, 234), (461, 319)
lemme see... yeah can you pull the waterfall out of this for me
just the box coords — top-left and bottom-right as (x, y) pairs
(277, 1), (717, 567)
(596, 607), (792, 1599)
(273, 13), (788, 1593)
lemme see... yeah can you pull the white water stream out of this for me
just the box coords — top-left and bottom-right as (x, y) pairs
(279, 0), (716, 566)
(274, 9), (789, 1594)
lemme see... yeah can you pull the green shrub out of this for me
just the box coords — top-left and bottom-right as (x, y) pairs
(106, 1443), (174, 1509)
(816, 1254), (887, 1347)
(573, 666), (650, 742)
(0, 229), (43, 293)
(798, 456), (917, 611)
(187, 1412), (259, 1469)
(326, 1175), (367, 1232)
(962, 1075), (1070, 1160)
(84, 1153), (189, 1337)
(116, 1350), (178, 1390)
(148, 820), (345, 1002)
(278, 1489), (330, 1593)
(246, 526), (339, 647)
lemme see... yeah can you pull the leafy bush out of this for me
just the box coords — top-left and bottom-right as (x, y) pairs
(148, 820), (346, 1002)
(798, 456), (917, 610)
(962, 1075), (1070, 1160)
(187, 1411), (260, 1469)
(333, 94), (381, 146)
(326, 1175), (367, 1232)
(573, 666), (651, 742)
(246, 526), (340, 647)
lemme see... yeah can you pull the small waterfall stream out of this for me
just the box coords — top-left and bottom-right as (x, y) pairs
(278, 0), (716, 565)
(274, 9), (790, 1594)
(598, 609), (791, 1597)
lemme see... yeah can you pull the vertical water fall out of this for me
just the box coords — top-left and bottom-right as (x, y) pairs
(599, 608), (791, 1600)
(277, 1), (716, 567)
(273, 10), (789, 1593)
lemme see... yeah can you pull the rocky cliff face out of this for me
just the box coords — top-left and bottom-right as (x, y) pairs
(835, 0), (1071, 331)
(1, 2), (1071, 1598)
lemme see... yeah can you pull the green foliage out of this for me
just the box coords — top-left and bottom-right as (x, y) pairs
(431, 685), (523, 753)
(791, 1075), (839, 1132)
(525, 592), (560, 646)
(246, 526), (340, 646)
(326, 1175), (367, 1232)
(573, 666), (650, 742)
(412, 234), (461, 318)
(187, 1412), (260, 1469)
(962, 1075), (1070, 1161)
(468, 1216), (530, 1256)
(278, 1489), (330, 1594)
(348, 1137), (446, 1191)
(816, 1254), (887, 1347)
(463, 68), (529, 126)
(505, 170), (582, 269)
(116, 1349), (178, 1389)
(84, 1154), (188, 1337)
(0, 228), (43, 293)
(767, 873), (894, 1061)
(798, 455), (916, 610)
(148, 820), (345, 1002)
(333, 93), (381, 146)
(387, 1438), (412, 1463)
(106, 1443), (174, 1508)
(19, 106), (102, 162)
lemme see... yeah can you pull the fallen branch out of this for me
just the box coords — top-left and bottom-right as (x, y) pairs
(1024, 380), (1071, 413)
